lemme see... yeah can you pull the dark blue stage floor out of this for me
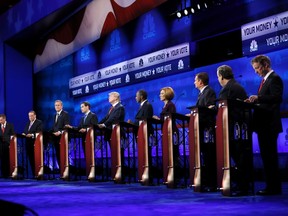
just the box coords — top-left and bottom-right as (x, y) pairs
(0, 179), (288, 216)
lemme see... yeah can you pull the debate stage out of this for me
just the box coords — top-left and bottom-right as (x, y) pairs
(0, 179), (287, 216)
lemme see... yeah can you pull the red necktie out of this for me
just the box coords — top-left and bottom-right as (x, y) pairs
(108, 106), (114, 114)
(258, 79), (265, 93)
(1, 125), (4, 133)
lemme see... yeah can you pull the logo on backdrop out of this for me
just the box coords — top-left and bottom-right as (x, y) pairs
(249, 40), (258, 52)
(242, 11), (288, 55)
(143, 14), (156, 40)
(110, 30), (121, 52)
(178, 59), (184, 70)
(80, 47), (90, 62)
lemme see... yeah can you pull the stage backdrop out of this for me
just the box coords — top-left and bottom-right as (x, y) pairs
(34, 4), (288, 154)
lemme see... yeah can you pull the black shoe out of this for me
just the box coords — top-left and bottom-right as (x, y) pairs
(256, 189), (281, 196)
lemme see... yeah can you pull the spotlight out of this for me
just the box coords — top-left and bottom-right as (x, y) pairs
(191, 7), (195, 14)
(197, 4), (201, 10)
(176, 11), (182, 18)
(184, 9), (188, 16)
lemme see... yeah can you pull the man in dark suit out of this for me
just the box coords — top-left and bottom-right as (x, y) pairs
(98, 91), (125, 141)
(194, 72), (217, 191)
(77, 101), (98, 131)
(0, 114), (15, 178)
(66, 101), (98, 152)
(128, 89), (154, 130)
(128, 89), (154, 184)
(217, 65), (249, 195)
(22, 110), (43, 177)
(195, 72), (217, 108)
(246, 55), (283, 195)
(217, 65), (248, 102)
(51, 100), (70, 170)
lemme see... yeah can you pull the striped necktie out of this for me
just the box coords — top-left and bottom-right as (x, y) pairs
(108, 106), (114, 114)
(258, 79), (265, 93)
(28, 121), (33, 131)
(55, 113), (60, 123)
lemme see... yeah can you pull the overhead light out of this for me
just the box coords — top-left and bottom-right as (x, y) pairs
(184, 9), (188, 16)
(197, 4), (201, 10)
(191, 7), (195, 14)
(176, 11), (182, 18)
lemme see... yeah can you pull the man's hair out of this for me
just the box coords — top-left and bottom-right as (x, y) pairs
(196, 72), (209, 85)
(137, 89), (148, 100)
(251, 55), (271, 68)
(81, 101), (91, 109)
(217, 65), (234, 79)
(109, 92), (120, 101)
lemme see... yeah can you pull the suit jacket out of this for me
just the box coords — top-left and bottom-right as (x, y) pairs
(134, 100), (154, 126)
(52, 110), (70, 132)
(79, 111), (98, 129)
(253, 71), (283, 133)
(218, 79), (248, 124)
(24, 119), (43, 135)
(196, 86), (217, 127)
(196, 85), (216, 107)
(218, 79), (248, 101)
(0, 122), (15, 144)
(99, 103), (125, 130)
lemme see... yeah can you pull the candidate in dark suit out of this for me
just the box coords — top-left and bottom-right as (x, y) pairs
(195, 72), (217, 108)
(98, 92), (125, 141)
(217, 65), (249, 195)
(51, 100), (70, 169)
(218, 65), (247, 102)
(217, 65), (248, 123)
(0, 114), (15, 178)
(246, 55), (283, 195)
(78, 101), (98, 130)
(67, 101), (98, 154)
(22, 111), (43, 176)
(194, 72), (217, 191)
(195, 72), (217, 123)
(134, 90), (154, 126)
(128, 89), (154, 134)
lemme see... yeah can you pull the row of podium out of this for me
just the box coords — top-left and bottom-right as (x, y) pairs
(8, 100), (255, 196)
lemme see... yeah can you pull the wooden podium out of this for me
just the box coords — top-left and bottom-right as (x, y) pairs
(162, 113), (189, 188)
(9, 135), (18, 179)
(85, 127), (95, 181)
(137, 120), (149, 185)
(216, 99), (254, 196)
(110, 124), (122, 183)
(60, 130), (69, 180)
(188, 106), (217, 192)
(162, 115), (174, 188)
(34, 132), (44, 179)
(110, 122), (138, 184)
(137, 118), (162, 185)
